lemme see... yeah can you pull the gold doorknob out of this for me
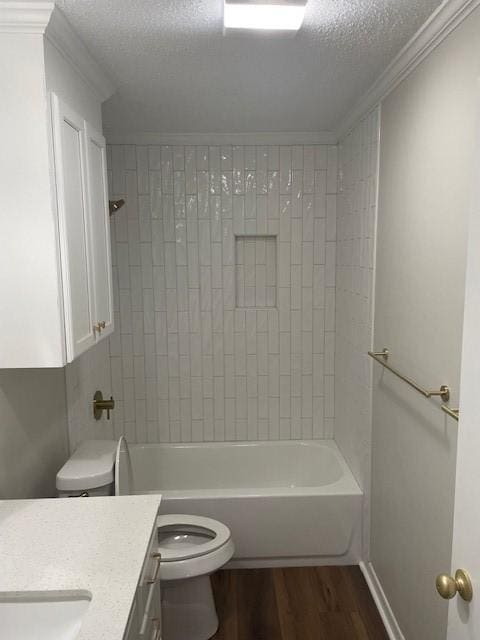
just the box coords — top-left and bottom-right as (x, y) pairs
(436, 569), (473, 602)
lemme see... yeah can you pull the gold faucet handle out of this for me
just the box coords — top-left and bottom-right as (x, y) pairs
(105, 397), (114, 420)
(93, 391), (115, 420)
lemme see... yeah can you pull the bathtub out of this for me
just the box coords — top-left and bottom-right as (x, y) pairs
(119, 439), (362, 564)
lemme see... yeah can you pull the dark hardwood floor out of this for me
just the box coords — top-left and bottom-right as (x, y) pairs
(211, 566), (388, 640)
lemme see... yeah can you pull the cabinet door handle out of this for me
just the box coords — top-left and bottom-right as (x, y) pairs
(139, 564), (161, 636)
(150, 618), (161, 640)
(94, 321), (106, 334)
(146, 553), (161, 585)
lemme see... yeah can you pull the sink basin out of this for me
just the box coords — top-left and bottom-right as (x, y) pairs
(0, 591), (91, 640)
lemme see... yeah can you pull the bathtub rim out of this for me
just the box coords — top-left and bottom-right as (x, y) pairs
(123, 439), (363, 499)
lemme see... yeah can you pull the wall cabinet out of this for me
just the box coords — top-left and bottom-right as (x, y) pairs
(51, 93), (114, 362)
(85, 123), (114, 340)
(0, 9), (115, 368)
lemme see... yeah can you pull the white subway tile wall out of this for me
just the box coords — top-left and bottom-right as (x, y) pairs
(335, 109), (380, 553)
(235, 236), (277, 308)
(66, 143), (337, 447)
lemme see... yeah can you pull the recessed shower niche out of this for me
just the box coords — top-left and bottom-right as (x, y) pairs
(235, 235), (277, 308)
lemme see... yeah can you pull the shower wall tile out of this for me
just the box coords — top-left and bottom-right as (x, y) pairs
(67, 143), (337, 448)
(235, 236), (277, 308)
(335, 107), (380, 555)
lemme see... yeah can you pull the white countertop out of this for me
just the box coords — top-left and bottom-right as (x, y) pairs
(0, 495), (161, 640)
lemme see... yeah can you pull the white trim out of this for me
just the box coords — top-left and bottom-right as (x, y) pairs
(105, 130), (336, 146)
(360, 561), (406, 640)
(359, 103), (382, 563)
(336, 0), (480, 140)
(46, 7), (115, 102)
(0, 1), (53, 33)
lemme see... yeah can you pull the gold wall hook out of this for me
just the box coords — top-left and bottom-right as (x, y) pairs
(93, 390), (115, 420)
(436, 569), (473, 602)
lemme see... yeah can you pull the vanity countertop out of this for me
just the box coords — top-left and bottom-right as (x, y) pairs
(0, 495), (161, 640)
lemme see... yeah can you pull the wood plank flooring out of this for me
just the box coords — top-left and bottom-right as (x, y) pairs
(211, 566), (388, 640)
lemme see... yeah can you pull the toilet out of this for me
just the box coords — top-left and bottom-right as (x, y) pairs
(56, 439), (234, 640)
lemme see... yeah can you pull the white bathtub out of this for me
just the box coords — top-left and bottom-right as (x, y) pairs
(119, 439), (362, 564)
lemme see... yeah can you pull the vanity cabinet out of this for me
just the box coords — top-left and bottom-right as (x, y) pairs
(125, 528), (162, 640)
(51, 93), (114, 362)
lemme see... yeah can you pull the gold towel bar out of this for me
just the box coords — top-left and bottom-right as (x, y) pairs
(441, 405), (459, 421)
(368, 349), (451, 403)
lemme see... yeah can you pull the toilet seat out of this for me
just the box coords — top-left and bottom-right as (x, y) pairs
(156, 514), (235, 581)
(157, 514), (231, 561)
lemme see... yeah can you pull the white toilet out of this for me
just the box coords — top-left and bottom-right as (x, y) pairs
(56, 439), (234, 640)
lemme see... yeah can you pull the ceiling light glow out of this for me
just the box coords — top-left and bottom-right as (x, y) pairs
(224, 2), (306, 32)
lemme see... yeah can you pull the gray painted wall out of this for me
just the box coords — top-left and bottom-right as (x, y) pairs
(371, 9), (480, 639)
(0, 369), (68, 499)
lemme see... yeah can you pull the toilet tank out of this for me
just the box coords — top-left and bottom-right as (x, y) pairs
(56, 440), (117, 497)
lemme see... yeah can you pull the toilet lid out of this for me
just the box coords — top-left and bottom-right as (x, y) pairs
(56, 440), (117, 491)
(157, 514), (231, 562)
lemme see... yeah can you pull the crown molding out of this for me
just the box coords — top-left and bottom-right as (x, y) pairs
(335, 0), (480, 141)
(105, 130), (337, 146)
(45, 7), (115, 102)
(0, 1), (54, 33)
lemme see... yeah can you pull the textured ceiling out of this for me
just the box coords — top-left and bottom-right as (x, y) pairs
(56, 0), (443, 134)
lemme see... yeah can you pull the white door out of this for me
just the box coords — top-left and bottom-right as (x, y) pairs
(51, 93), (95, 361)
(446, 138), (480, 638)
(84, 123), (114, 340)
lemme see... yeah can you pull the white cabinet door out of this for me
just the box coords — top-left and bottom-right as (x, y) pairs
(51, 93), (95, 361)
(84, 123), (114, 340)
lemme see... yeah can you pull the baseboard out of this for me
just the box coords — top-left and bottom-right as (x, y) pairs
(226, 551), (359, 569)
(360, 561), (405, 640)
